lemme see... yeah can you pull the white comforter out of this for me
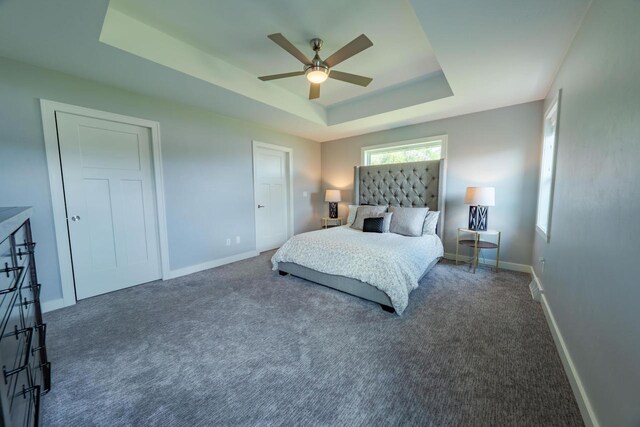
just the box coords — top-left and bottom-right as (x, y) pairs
(271, 226), (443, 314)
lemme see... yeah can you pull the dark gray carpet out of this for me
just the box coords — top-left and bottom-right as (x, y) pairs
(41, 252), (583, 426)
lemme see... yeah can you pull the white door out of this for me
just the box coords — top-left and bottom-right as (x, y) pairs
(56, 112), (161, 299)
(254, 146), (289, 252)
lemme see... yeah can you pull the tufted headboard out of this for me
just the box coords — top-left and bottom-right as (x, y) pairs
(353, 159), (446, 238)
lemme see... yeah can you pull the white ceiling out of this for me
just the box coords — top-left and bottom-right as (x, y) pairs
(0, 0), (591, 142)
(111, 0), (442, 107)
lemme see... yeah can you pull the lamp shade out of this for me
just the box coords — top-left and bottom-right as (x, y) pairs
(464, 187), (495, 206)
(324, 189), (341, 203)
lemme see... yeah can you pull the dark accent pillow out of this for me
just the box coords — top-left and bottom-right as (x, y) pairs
(363, 217), (384, 233)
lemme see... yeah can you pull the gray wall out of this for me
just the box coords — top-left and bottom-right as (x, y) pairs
(531, 0), (640, 425)
(321, 101), (542, 266)
(0, 57), (322, 305)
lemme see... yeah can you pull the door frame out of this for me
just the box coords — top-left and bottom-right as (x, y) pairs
(40, 99), (171, 308)
(252, 140), (294, 252)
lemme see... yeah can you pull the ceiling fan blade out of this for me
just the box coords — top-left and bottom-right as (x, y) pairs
(309, 83), (320, 99)
(328, 70), (373, 87)
(323, 34), (373, 68)
(258, 71), (305, 81)
(267, 33), (311, 65)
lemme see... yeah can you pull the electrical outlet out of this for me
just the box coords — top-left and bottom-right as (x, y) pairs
(235, 236), (241, 244)
(226, 238), (231, 246)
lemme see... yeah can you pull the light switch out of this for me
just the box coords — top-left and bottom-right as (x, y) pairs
(303, 191), (308, 198)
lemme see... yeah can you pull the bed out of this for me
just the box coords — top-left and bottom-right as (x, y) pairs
(272, 159), (446, 314)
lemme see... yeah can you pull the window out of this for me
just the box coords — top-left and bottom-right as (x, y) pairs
(362, 135), (447, 166)
(536, 91), (561, 241)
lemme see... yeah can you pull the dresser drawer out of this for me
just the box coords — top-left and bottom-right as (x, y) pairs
(29, 338), (42, 395)
(0, 286), (20, 339)
(32, 322), (50, 394)
(1, 294), (26, 380)
(0, 237), (18, 294)
(9, 364), (37, 427)
(12, 222), (30, 250)
(19, 278), (38, 331)
(13, 222), (34, 270)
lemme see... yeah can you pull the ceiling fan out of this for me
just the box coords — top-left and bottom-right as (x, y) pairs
(258, 33), (374, 100)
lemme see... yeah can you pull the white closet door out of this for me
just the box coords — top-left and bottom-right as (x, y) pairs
(254, 147), (289, 252)
(56, 112), (161, 299)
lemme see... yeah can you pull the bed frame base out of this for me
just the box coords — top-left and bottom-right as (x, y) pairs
(277, 257), (440, 313)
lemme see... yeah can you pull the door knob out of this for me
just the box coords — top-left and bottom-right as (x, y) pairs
(70, 216), (81, 221)
(257, 205), (265, 208)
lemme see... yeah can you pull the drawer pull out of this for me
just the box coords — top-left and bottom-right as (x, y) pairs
(21, 374), (42, 422)
(22, 295), (39, 308)
(6, 324), (31, 340)
(16, 247), (35, 260)
(15, 241), (36, 249)
(3, 364), (27, 383)
(0, 262), (23, 279)
(2, 327), (33, 384)
(18, 382), (40, 401)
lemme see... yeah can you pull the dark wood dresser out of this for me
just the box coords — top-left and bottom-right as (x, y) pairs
(0, 207), (50, 426)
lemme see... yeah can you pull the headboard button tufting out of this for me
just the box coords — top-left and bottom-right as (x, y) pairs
(357, 160), (440, 212)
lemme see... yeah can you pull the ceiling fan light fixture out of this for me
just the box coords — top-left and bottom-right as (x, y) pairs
(305, 66), (329, 84)
(259, 33), (373, 99)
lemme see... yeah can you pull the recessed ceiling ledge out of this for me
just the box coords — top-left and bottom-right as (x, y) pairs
(100, 6), (327, 125)
(327, 71), (453, 126)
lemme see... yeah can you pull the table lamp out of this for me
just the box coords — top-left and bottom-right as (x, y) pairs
(464, 187), (495, 231)
(325, 190), (341, 219)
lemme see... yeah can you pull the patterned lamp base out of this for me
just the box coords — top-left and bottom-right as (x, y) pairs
(468, 205), (488, 231)
(329, 202), (338, 219)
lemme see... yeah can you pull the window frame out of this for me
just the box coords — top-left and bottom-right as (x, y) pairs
(536, 90), (562, 242)
(360, 135), (448, 166)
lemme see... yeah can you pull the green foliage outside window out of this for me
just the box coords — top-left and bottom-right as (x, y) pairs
(368, 146), (441, 166)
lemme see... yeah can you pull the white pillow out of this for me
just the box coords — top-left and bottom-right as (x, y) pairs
(346, 205), (358, 225)
(422, 211), (440, 235)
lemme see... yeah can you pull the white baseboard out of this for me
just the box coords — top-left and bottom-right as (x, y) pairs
(41, 251), (259, 312)
(530, 271), (599, 427)
(539, 294), (600, 427)
(41, 297), (65, 313)
(166, 250), (259, 279)
(443, 253), (531, 273)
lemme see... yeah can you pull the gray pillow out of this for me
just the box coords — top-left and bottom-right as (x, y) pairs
(346, 205), (358, 225)
(388, 206), (429, 237)
(381, 212), (393, 233)
(350, 205), (388, 230)
(422, 211), (440, 235)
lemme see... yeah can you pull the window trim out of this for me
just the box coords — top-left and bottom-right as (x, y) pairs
(536, 90), (562, 242)
(360, 135), (448, 166)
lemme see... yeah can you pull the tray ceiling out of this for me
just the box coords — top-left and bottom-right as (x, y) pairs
(0, 0), (591, 141)
(111, 0), (442, 107)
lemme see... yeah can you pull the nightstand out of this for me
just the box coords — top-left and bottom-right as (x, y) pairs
(456, 228), (501, 273)
(321, 217), (343, 229)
